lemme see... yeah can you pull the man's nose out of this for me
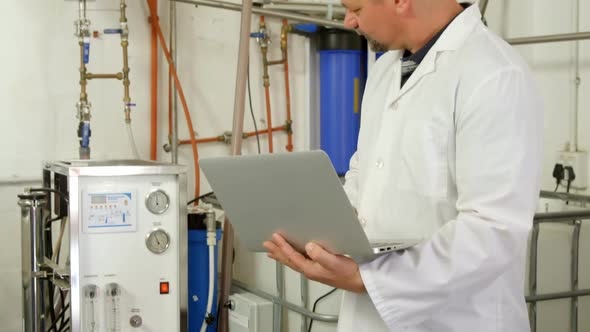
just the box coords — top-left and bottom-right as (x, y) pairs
(343, 11), (359, 30)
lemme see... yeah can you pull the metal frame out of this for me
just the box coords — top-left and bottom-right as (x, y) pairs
(526, 191), (590, 332)
(44, 160), (188, 332)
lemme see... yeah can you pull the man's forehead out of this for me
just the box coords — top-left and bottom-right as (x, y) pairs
(341, 0), (361, 8)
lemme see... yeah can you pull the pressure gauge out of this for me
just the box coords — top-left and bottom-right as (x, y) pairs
(146, 229), (171, 254)
(145, 189), (170, 214)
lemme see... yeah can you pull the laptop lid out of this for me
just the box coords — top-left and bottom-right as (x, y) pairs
(199, 150), (376, 261)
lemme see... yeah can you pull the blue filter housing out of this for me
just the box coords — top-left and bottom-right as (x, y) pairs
(319, 29), (367, 175)
(188, 213), (222, 332)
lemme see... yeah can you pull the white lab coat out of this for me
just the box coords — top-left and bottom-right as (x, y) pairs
(339, 5), (543, 332)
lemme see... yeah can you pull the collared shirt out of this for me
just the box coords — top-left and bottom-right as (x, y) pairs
(400, 3), (472, 87)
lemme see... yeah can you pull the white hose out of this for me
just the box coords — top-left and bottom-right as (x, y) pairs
(126, 122), (141, 159)
(200, 235), (216, 332)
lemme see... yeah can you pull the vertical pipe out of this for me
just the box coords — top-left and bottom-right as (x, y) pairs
(170, 0), (179, 164)
(259, 17), (274, 153)
(78, 0), (91, 160)
(121, 0), (131, 117)
(282, 20), (294, 152)
(529, 223), (540, 332)
(274, 262), (284, 332)
(570, 0), (580, 152)
(150, 0), (159, 160)
(229, 0), (252, 156)
(18, 192), (48, 332)
(221, 2), (253, 330)
(571, 221), (581, 332)
(300, 276), (309, 332)
(218, 220), (234, 332)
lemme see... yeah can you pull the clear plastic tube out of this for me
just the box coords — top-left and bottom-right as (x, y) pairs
(126, 122), (141, 159)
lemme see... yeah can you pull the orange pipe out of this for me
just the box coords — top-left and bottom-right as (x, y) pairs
(149, 0), (158, 160)
(168, 63), (173, 140)
(282, 19), (294, 152)
(146, 0), (201, 202)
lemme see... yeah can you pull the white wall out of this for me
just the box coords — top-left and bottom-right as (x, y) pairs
(1, 0), (590, 331)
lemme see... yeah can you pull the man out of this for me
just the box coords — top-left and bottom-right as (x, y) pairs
(264, 0), (543, 331)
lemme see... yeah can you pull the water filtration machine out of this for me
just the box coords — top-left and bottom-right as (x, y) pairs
(20, 160), (188, 332)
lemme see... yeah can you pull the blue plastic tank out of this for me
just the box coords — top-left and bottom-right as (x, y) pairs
(319, 29), (367, 175)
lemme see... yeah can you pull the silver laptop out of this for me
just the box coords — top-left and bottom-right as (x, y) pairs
(199, 150), (421, 262)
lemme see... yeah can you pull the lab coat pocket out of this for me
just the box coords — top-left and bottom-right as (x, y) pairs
(398, 113), (449, 198)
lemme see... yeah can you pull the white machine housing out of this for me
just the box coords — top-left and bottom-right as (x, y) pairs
(46, 160), (187, 332)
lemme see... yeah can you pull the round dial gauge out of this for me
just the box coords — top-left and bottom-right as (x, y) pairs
(145, 189), (170, 214)
(146, 229), (170, 254)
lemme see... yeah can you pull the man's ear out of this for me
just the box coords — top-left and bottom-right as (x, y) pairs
(394, 0), (412, 15)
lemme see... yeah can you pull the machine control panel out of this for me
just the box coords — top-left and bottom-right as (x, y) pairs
(77, 174), (180, 332)
(83, 190), (136, 233)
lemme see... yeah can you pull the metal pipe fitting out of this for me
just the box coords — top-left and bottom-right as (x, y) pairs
(18, 192), (48, 332)
(86, 73), (124, 80)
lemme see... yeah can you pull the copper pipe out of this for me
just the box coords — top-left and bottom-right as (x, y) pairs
(259, 16), (274, 153)
(146, 0), (201, 202)
(86, 73), (123, 80)
(177, 126), (287, 146)
(120, 0), (132, 123)
(267, 59), (285, 66)
(263, 85), (274, 152)
(79, 42), (88, 103)
(281, 19), (293, 152)
(149, 0), (158, 160)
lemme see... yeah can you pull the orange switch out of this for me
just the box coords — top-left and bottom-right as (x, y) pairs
(160, 282), (169, 294)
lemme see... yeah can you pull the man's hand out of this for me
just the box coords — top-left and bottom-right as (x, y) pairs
(263, 233), (366, 293)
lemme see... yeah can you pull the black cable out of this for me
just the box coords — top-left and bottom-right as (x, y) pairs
(247, 64), (262, 154)
(554, 181), (560, 192)
(187, 191), (215, 206)
(59, 290), (67, 327)
(45, 303), (70, 332)
(307, 288), (338, 332)
(56, 317), (70, 332)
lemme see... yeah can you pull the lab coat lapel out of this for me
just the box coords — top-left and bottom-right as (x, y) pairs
(387, 4), (483, 107)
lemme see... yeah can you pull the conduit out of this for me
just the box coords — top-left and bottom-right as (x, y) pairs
(145, 0), (201, 202)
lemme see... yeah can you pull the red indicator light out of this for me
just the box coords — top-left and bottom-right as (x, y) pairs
(160, 282), (169, 294)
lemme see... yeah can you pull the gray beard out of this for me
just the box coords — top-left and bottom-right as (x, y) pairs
(367, 38), (389, 53)
(357, 30), (389, 53)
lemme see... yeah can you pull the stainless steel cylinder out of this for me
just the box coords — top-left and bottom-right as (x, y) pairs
(18, 192), (48, 332)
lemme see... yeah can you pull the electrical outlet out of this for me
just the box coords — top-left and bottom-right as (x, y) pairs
(557, 151), (588, 190)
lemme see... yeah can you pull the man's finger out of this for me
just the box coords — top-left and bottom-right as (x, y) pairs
(305, 242), (345, 272)
(272, 233), (314, 273)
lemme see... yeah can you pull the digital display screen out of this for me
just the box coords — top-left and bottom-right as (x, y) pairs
(91, 195), (107, 205)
